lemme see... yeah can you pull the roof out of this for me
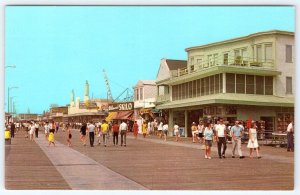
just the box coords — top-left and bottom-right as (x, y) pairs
(185, 30), (294, 52)
(134, 80), (156, 87)
(165, 59), (187, 70)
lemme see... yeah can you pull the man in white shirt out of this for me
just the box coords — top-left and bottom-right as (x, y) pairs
(216, 119), (227, 159)
(119, 120), (128, 147)
(88, 122), (96, 147)
(162, 122), (168, 141)
(287, 120), (294, 152)
(35, 122), (40, 138)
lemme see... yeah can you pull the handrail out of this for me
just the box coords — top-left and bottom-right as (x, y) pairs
(172, 55), (275, 78)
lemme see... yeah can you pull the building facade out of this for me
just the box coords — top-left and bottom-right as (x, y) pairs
(156, 30), (294, 138)
(133, 80), (157, 132)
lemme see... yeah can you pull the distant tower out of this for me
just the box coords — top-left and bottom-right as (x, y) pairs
(84, 80), (90, 102)
(70, 89), (75, 107)
(27, 108), (30, 114)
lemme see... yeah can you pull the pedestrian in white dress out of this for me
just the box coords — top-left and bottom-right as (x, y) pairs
(247, 123), (261, 159)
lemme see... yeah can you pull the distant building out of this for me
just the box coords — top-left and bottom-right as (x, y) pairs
(156, 30), (294, 137)
(18, 113), (38, 121)
(133, 80), (158, 132)
(66, 81), (109, 123)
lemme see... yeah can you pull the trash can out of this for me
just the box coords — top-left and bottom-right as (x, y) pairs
(5, 129), (11, 145)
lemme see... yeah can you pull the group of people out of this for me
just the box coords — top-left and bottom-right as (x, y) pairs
(78, 120), (129, 147)
(188, 118), (261, 159)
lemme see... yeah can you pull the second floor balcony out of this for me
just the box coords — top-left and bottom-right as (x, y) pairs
(171, 55), (275, 78)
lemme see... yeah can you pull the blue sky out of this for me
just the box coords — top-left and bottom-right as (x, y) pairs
(5, 6), (295, 114)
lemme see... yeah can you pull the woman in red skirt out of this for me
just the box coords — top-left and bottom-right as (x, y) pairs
(133, 121), (138, 139)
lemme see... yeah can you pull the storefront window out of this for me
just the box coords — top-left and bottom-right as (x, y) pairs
(246, 75), (255, 94)
(201, 78), (205, 96)
(236, 74), (245, 94)
(193, 80), (197, 98)
(215, 74), (220, 94)
(209, 75), (214, 95)
(256, 76), (264, 95)
(188, 81), (193, 98)
(204, 77), (209, 95)
(265, 76), (273, 95)
(197, 79), (201, 96)
(226, 73), (235, 93)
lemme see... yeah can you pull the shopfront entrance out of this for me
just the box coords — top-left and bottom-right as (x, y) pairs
(187, 110), (203, 137)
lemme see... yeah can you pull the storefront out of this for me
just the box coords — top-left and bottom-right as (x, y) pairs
(107, 102), (134, 130)
(165, 104), (293, 138)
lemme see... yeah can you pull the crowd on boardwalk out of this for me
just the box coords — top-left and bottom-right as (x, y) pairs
(5, 118), (294, 160)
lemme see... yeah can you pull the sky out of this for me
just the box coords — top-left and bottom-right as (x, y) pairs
(5, 6), (295, 114)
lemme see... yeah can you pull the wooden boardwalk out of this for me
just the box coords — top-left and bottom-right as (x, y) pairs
(5, 128), (294, 190)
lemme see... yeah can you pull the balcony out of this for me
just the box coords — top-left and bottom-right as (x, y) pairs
(156, 94), (170, 103)
(171, 56), (275, 78)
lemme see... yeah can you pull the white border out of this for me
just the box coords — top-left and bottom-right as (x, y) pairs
(0, 1), (298, 195)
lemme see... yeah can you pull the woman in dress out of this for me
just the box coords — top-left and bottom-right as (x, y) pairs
(203, 122), (214, 159)
(247, 122), (261, 158)
(48, 129), (55, 147)
(66, 123), (72, 147)
(133, 121), (138, 139)
(142, 121), (148, 138)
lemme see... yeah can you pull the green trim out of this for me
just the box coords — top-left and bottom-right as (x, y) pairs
(160, 65), (281, 85)
(156, 93), (294, 109)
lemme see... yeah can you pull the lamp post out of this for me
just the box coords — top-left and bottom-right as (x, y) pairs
(10, 96), (17, 115)
(8, 87), (18, 113)
(5, 65), (16, 69)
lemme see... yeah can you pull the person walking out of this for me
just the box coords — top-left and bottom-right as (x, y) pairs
(247, 122), (261, 158)
(112, 121), (119, 146)
(119, 120), (128, 147)
(286, 120), (294, 152)
(231, 121), (245, 159)
(10, 122), (15, 138)
(133, 121), (138, 139)
(153, 120), (158, 136)
(197, 121), (205, 143)
(34, 122), (39, 138)
(191, 122), (198, 143)
(216, 119), (227, 159)
(55, 122), (59, 133)
(80, 123), (87, 146)
(29, 122), (35, 141)
(157, 121), (163, 138)
(142, 121), (148, 138)
(44, 122), (50, 140)
(162, 122), (168, 141)
(174, 123), (180, 142)
(203, 122), (214, 159)
(48, 129), (55, 147)
(88, 122), (95, 147)
(66, 123), (72, 147)
(101, 120), (109, 147)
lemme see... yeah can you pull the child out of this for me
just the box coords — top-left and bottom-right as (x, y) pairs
(48, 129), (55, 147)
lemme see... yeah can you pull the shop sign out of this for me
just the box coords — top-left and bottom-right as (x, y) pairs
(108, 102), (134, 112)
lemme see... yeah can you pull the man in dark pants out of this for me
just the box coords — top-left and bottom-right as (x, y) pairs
(112, 121), (119, 146)
(10, 122), (15, 138)
(87, 122), (95, 147)
(119, 120), (128, 147)
(286, 120), (294, 152)
(215, 119), (227, 158)
(35, 122), (39, 138)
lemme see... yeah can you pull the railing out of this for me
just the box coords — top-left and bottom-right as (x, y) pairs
(172, 55), (275, 78)
(156, 94), (170, 103)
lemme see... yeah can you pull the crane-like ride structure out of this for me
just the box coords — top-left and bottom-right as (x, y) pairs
(102, 69), (133, 103)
